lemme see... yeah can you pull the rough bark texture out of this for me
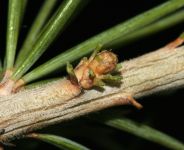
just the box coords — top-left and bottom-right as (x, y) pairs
(0, 45), (184, 142)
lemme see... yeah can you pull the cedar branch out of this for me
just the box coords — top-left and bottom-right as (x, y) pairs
(0, 45), (184, 142)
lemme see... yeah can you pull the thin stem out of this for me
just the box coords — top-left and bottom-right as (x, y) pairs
(15, 0), (57, 68)
(105, 118), (184, 150)
(21, 0), (184, 84)
(11, 0), (83, 81)
(1, 45), (184, 141)
(4, 0), (23, 69)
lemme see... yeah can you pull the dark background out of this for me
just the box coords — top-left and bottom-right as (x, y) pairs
(0, 0), (184, 150)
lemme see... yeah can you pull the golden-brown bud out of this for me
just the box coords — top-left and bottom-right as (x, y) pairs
(89, 50), (118, 76)
(73, 50), (119, 89)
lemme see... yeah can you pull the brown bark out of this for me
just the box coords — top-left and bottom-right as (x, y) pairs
(0, 45), (184, 142)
